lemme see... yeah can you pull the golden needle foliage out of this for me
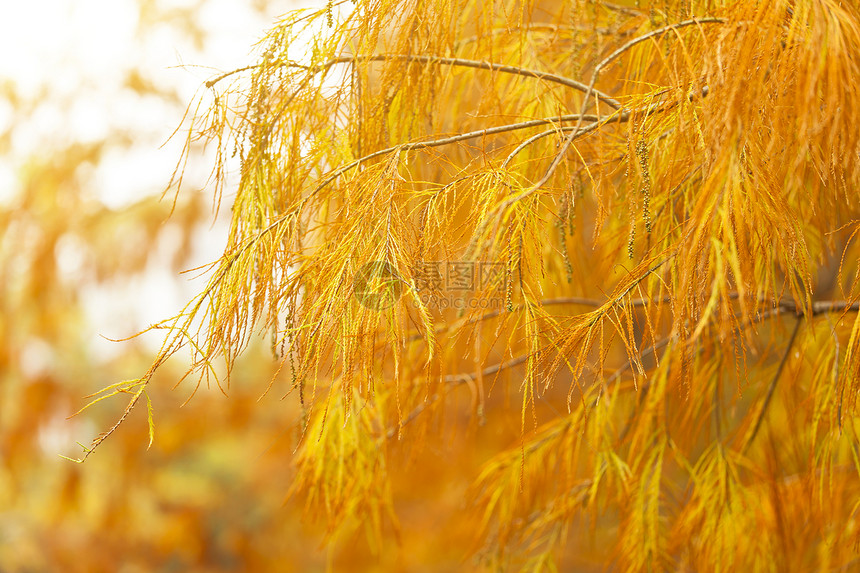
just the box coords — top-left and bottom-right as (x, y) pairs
(78, 0), (860, 569)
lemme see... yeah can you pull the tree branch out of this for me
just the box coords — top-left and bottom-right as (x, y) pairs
(443, 354), (530, 384)
(492, 16), (726, 214)
(206, 54), (622, 109)
(742, 316), (803, 453)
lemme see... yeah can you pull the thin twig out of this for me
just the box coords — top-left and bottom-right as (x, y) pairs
(454, 22), (624, 50)
(406, 293), (686, 362)
(611, 296), (860, 447)
(492, 17), (725, 215)
(614, 306), (786, 444)
(443, 354), (531, 384)
(601, 1), (647, 17)
(502, 126), (575, 168)
(435, 263), (681, 386)
(778, 299), (860, 316)
(207, 54), (622, 109)
(742, 316), (803, 453)
(313, 113), (601, 197)
(384, 394), (440, 439)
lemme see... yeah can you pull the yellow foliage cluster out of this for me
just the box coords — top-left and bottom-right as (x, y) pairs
(72, 0), (860, 569)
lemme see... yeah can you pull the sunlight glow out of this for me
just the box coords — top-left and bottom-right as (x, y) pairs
(3, 0), (298, 359)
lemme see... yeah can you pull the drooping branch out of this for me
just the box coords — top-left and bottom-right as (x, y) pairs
(206, 54), (623, 109)
(777, 299), (860, 317)
(210, 111), (614, 268)
(443, 354), (531, 384)
(493, 16), (726, 213)
(454, 21), (630, 50)
(205, 19), (728, 294)
(433, 296), (860, 444)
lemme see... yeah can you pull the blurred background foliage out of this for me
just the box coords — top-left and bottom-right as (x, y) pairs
(0, 1), (482, 570)
(1, 1), (546, 570)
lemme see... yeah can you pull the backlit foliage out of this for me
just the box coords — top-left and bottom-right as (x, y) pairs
(79, 0), (860, 569)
